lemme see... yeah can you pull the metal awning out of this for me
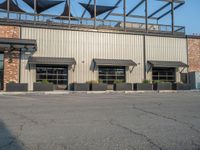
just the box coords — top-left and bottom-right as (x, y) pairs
(79, 3), (116, 18)
(0, 38), (37, 51)
(147, 60), (188, 68)
(23, 0), (64, 13)
(28, 57), (76, 66)
(93, 59), (137, 67)
(55, 1), (75, 20)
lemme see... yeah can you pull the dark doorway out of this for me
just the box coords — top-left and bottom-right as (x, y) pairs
(0, 53), (4, 90)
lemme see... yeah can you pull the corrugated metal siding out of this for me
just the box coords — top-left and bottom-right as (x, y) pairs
(146, 36), (188, 82)
(21, 27), (144, 90)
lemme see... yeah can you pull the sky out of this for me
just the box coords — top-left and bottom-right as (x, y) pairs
(0, 0), (200, 35)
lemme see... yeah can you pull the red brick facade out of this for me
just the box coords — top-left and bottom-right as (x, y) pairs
(3, 51), (20, 88)
(188, 38), (200, 72)
(0, 25), (20, 39)
(0, 25), (20, 90)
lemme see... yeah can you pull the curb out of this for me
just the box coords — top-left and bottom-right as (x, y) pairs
(0, 90), (199, 96)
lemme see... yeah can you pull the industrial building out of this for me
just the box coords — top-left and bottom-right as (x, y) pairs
(0, 0), (200, 91)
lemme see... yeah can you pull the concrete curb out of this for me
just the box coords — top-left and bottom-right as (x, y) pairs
(0, 90), (199, 96)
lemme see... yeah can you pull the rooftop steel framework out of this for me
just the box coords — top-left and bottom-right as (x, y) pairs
(0, 0), (185, 35)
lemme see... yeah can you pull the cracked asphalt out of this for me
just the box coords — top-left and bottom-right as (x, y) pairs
(0, 92), (200, 150)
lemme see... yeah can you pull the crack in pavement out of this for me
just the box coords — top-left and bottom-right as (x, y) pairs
(11, 112), (39, 125)
(109, 119), (163, 150)
(132, 104), (200, 135)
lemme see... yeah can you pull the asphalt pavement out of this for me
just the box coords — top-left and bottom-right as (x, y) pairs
(0, 92), (200, 150)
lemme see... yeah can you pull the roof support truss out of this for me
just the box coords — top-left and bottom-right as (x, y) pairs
(126, 0), (145, 16)
(81, 0), (92, 18)
(148, 2), (170, 18)
(103, 0), (122, 20)
(157, 2), (184, 20)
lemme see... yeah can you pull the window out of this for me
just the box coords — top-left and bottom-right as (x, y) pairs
(36, 65), (68, 85)
(152, 67), (176, 83)
(99, 66), (126, 84)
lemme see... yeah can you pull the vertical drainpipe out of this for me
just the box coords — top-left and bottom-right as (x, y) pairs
(123, 0), (126, 31)
(186, 36), (189, 84)
(19, 27), (22, 84)
(94, 0), (96, 29)
(143, 35), (147, 80)
(145, 0), (148, 33)
(68, 0), (71, 28)
(171, 0), (174, 34)
(7, 0), (10, 19)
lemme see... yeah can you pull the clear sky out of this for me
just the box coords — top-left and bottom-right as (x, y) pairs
(171, 0), (200, 35)
(0, 0), (199, 35)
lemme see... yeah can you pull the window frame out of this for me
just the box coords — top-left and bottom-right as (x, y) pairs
(152, 67), (176, 83)
(36, 65), (68, 86)
(98, 66), (126, 84)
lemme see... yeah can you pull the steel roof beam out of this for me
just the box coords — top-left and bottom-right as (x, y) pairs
(157, 2), (184, 20)
(81, 0), (92, 18)
(103, 0), (122, 20)
(126, 0), (145, 16)
(148, 2), (170, 18)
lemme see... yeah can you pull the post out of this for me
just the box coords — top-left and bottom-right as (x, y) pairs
(34, 0), (36, 22)
(143, 35), (147, 80)
(68, 0), (71, 27)
(7, 0), (10, 19)
(123, 0), (126, 31)
(94, 0), (96, 29)
(171, 0), (174, 34)
(145, 0), (148, 32)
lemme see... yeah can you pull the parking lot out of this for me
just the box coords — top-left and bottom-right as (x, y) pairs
(0, 92), (200, 150)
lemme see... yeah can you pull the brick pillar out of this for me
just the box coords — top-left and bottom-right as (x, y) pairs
(188, 38), (200, 72)
(0, 25), (20, 90)
(3, 51), (20, 90)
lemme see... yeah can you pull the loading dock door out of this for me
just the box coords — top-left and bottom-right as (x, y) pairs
(36, 65), (68, 89)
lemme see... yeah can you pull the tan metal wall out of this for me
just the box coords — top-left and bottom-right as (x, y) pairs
(21, 27), (144, 90)
(145, 36), (188, 82)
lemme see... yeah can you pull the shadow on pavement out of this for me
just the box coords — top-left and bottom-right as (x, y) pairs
(0, 120), (24, 150)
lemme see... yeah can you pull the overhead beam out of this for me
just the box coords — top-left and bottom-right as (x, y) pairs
(81, 0), (92, 18)
(157, 2), (184, 20)
(148, 2), (170, 18)
(103, 0), (122, 20)
(126, 0), (145, 16)
(111, 13), (157, 20)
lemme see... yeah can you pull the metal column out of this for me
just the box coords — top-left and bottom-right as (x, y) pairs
(7, 0), (10, 19)
(94, 0), (96, 29)
(68, 0), (71, 28)
(34, 0), (36, 22)
(123, 0), (126, 31)
(145, 0), (148, 32)
(171, 0), (174, 34)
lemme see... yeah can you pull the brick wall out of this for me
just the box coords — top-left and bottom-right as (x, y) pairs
(3, 51), (20, 88)
(0, 25), (20, 38)
(188, 38), (200, 72)
(0, 25), (20, 90)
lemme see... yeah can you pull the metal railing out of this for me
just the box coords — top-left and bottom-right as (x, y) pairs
(0, 10), (185, 35)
